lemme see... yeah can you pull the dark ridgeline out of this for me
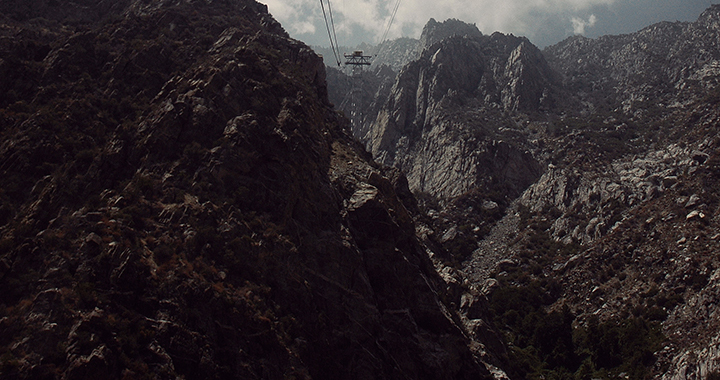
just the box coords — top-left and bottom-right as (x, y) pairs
(0, 0), (501, 378)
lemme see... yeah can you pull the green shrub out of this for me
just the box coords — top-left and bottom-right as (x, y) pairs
(489, 280), (665, 380)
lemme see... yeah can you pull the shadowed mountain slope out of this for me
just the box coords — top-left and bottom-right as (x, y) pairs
(0, 1), (503, 378)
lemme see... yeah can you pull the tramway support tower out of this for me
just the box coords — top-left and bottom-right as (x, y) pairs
(343, 51), (372, 127)
(344, 50), (373, 66)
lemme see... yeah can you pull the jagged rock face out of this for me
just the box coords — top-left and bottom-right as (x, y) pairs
(370, 37), (421, 72)
(514, 5), (720, 247)
(419, 18), (483, 52)
(544, 5), (720, 116)
(322, 38), (419, 138)
(521, 143), (709, 245)
(0, 1), (498, 379)
(329, 8), (720, 380)
(325, 63), (397, 138)
(473, 9), (720, 380)
(548, 136), (720, 379)
(364, 31), (557, 200)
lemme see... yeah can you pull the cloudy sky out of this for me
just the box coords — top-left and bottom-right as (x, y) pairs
(261, 0), (716, 48)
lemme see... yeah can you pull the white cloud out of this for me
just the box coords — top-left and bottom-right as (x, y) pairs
(262, 0), (615, 46)
(262, 0), (294, 21)
(292, 20), (317, 35)
(571, 14), (597, 34)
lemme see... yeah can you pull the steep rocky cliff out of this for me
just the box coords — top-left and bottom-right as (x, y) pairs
(365, 29), (559, 200)
(0, 1), (503, 378)
(321, 37), (419, 144)
(332, 7), (720, 380)
(517, 5), (720, 247)
(418, 18), (483, 52)
(475, 9), (720, 380)
(341, 22), (564, 270)
(545, 5), (720, 118)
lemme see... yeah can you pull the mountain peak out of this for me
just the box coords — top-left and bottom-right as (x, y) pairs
(419, 18), (482, 51)
(697, 4), (720, 30)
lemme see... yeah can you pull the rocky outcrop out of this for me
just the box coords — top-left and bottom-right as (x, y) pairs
(364, 30), (557, 201)
(419, 18), (483, 51)
(544, 139), (720, 379)
(544, 5), (720, 117)
(326, 23), (559, 224)
(0, 1), (501, 378)
(663, 335), (720, 380)
(326, 63), (398, 139)
(336, 7), (720, 380)
(483, 9), (720, 379)
(520, 143), (711, 245)
(362, 37), (421, 72)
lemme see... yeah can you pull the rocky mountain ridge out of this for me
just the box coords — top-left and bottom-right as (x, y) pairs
(325, 7), (720, 380)
(2, 1), (720, 379)
(418, 18), (484, 52)
(0, 0), (507, 378)
(544, 5), (720, 118)
(365, 32), (558, 197)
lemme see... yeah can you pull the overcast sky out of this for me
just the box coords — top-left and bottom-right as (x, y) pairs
(261, 0), (717, 48)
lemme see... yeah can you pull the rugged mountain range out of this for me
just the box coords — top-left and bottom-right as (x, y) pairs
(2, 0), (720, 378)
(0, 0), (507, 378)
(326, 5), (720, 380)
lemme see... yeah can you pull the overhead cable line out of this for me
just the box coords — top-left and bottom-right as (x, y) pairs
(327, 0), (341, 62)
(319, 0), (342, 66)
(375, 0), (402, 57)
